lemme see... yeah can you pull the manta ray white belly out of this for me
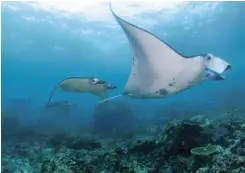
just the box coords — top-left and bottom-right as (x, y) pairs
(59, 78), (107, 98)
(123, 55), (206, 98)
(60, 78), (92, 92)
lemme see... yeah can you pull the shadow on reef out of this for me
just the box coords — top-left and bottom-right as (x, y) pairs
(91, 102), (138, 137)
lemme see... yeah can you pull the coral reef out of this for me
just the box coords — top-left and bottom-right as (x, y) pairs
(191, 144), (219, 156)
(1, 108), (245, 173)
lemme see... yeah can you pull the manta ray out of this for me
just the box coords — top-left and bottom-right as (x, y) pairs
(99, 4), (231, 103)
(46, 77), (117, 106)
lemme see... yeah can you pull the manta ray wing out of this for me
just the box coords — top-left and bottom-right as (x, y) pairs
(110, 5), (204, 97)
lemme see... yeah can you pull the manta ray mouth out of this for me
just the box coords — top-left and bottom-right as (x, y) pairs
(224, 64), (231, 72)
(220, 64), (231, 79)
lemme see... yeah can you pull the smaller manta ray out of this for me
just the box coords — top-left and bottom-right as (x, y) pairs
(99, 4), (232, 103)
(46, 77), (117, 106)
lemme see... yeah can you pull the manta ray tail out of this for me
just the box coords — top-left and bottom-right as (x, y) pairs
(98, 94), (123, 104)
(46, 82), (61, 106)
(46, 78), (71, 106)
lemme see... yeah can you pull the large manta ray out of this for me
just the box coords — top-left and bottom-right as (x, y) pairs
(99, 4), (232, 103)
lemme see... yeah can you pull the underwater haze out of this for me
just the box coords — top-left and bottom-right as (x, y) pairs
(1, 1), (245, 172)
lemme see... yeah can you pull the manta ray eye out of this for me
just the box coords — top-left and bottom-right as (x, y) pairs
(204, 54), (211, 61)
(90, 78), (100, 84)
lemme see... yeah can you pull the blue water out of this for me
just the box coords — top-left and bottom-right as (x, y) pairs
(2, 1), (245, 116)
